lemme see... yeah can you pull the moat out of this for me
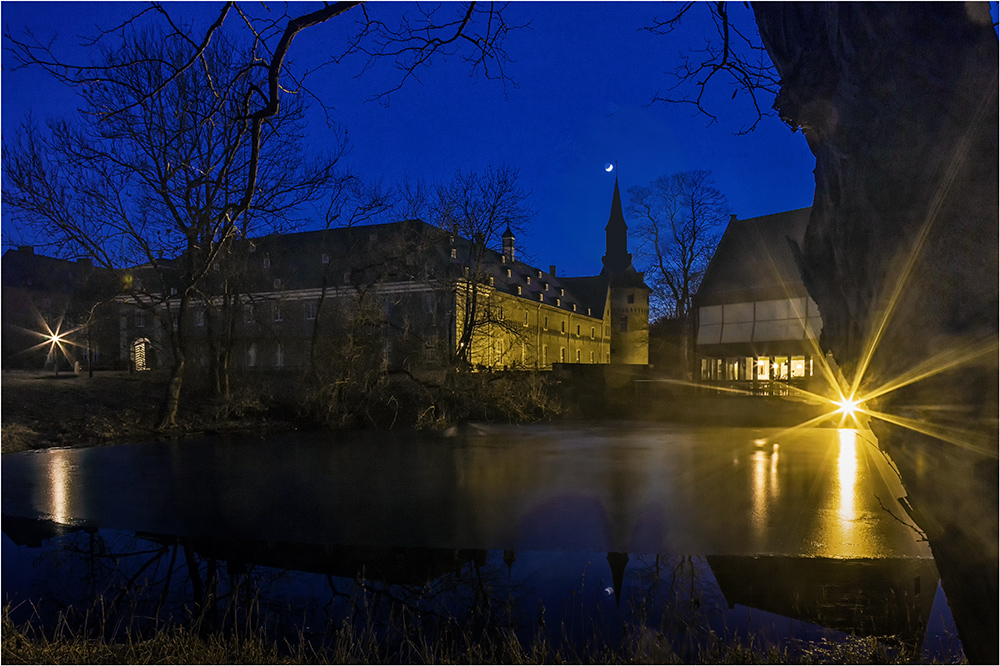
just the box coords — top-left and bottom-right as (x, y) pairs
(2, 423), (963, 660)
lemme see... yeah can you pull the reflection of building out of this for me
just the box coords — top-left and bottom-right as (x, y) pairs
(707, 555), (940, 649)
(693, 208), (822, 393)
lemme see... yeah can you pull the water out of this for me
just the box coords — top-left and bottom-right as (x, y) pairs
(1, 423), (964, 660)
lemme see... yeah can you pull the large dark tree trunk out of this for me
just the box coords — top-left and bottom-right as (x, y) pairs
(753, 4), (998, 661)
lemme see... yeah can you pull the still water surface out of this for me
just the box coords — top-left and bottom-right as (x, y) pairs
(2, 423), (963, 659)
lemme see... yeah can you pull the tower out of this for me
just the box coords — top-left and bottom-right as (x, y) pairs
(502, 222), (515, 263)
(600, 175), (650, 365)
(601, 177), (632, 275)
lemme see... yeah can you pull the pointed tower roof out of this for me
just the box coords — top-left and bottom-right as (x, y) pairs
(502, 221), (515, 239)
(601, 176), (633, 276)
(605, 176), (626, 233)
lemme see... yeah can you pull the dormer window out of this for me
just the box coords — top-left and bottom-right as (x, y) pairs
(517, 286), (522, 295)
(501, 255), (507, 264)
(588, 307), (592, 316)
(263, 254), (270, 269)
(538, 293), (543, 301)
(525, 276), (531, 285)
(489, 276), (494, 286)
(556, 298), (561, 307)
(572, 303), (577, 312)
(560, 288), (565, 297)
(321, 253), (330, 264)
(506, 268), (512, 278)
(544, 282), (549, 291)
(451, 248), (457, 259)
(537, 270), (542, 279)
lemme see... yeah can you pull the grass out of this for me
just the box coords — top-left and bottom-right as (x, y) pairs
(1, 601), (965, 665)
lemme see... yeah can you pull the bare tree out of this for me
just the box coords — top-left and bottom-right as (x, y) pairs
(628, 171), (729, 376)
(3, 30), (340, 428)
(645, 1), (779, 134)
(628, 171), (729, 321)
(432, 165), (534, 367)
(4, 2), (521, 428)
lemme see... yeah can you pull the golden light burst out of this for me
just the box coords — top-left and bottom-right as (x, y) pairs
(22, 317), (84, 370)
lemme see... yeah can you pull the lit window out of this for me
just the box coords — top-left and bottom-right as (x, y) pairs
(537, 270), (542, 278)
(526, 276), (531, 285)
(791, 356), (806, 378)
(538, 293), (543, 301)
(506, 268), (512, 277)
(321, 253), (330, 264)
(544, 282), (549, 291)
(517, 286), (522, 295)
(560, 288), (565, 296)
(587, 308), (592, 316)
(489, 276), (494, 286)
(572, 303), (577, 312)
(451, 248), (457, 259)
(756, 357), (770, 381)
(556, 298), (561, 306)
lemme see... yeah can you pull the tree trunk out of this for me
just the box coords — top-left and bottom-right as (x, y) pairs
(159, 292), (191, 429)
(753, 4), (998, 661)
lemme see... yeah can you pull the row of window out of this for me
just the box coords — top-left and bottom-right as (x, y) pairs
(700, 355), (814, 382)
(540, 345), (610, 365)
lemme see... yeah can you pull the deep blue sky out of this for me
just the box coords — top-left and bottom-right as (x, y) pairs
(1, 2), (816, 277)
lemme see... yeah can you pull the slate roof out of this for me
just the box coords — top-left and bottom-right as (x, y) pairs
(694, 207), (812, 307)
(235, 219), (609, 320)
(2, 247), (104, 293)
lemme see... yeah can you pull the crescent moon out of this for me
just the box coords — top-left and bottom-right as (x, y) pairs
(604, 163), (614, 172)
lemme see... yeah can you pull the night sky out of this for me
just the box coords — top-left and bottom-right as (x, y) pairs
(1, 1), (816, 277)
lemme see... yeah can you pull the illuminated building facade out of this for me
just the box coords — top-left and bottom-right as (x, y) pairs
(693, 207), (823, 394)
(112, 181), (649, 373)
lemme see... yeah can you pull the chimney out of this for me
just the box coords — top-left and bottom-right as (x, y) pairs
(18, 246), (34, 255)
(730, 214), (738, 224)
(549, 264), (557, 276)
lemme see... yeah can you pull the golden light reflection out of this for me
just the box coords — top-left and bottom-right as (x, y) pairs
(47, 450), (74, 524)
(837, 429), (858, 524)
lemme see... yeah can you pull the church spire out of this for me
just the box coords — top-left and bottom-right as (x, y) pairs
(602, 175), (632, 275)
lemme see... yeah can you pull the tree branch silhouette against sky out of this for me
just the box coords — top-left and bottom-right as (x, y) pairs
(2, 1), (816, 279)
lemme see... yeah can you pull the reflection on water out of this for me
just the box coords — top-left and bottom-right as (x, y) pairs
(0, 423), (961, 658)
(44, 450), (74, 525)
(0, 522), (964, 662)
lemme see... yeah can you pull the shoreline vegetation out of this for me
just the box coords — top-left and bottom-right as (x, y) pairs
(1, 368), (832, 454)
(0, 368), (562, 454)
(1, 600), (953, 666)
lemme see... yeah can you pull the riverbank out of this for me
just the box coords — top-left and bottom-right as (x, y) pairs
(0, 371), (300, 454)
(1, 369), (834, 454)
